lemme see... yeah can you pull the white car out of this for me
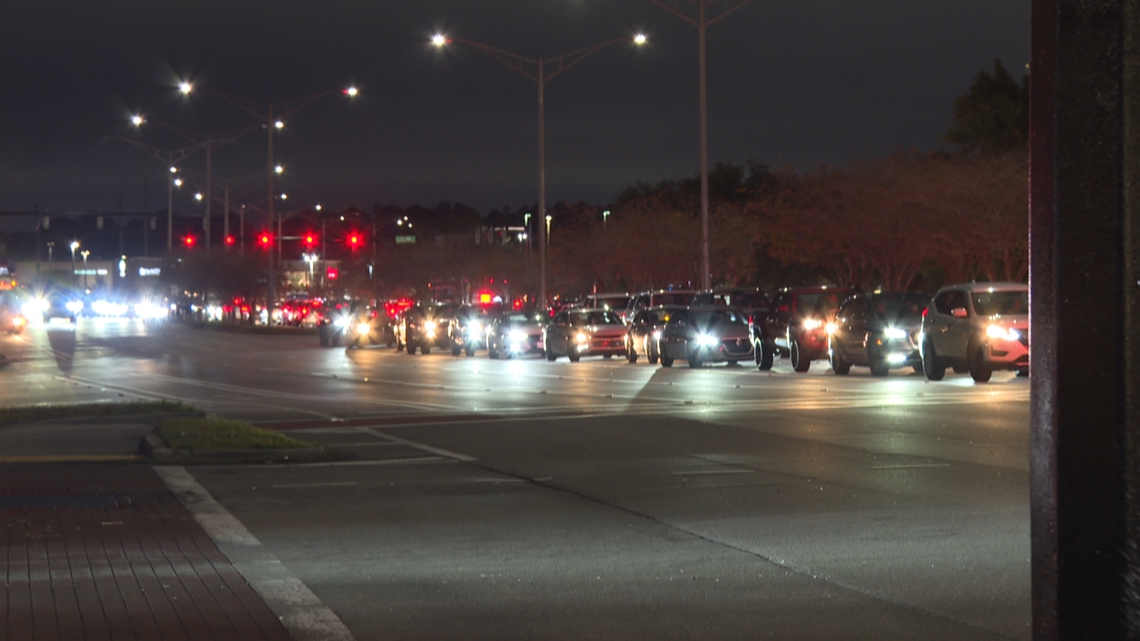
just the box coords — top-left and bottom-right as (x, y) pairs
(920, 282), (1029, 382)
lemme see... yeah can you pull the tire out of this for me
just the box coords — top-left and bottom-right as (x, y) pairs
(546, 350), (557, 362)
(568, 350), (581, 363)
(488, 343), (499, 359)
(319, 327), (330, 347)
(757, 339), (774, 371)
(465, 346), (475, 357)
(969, 346), (992, 383)
(451, 344), (462, 356)
(627, 344), (638, 363)
(422, 344), (431, 355)
(661, 354), (674, 367)
(688, 354), (701, 369)
(407, 342), (417, 355)
(790, 339), (810, 373)
(649, 343), (659, 365)
(869, 358), (890, 377)
(922, 339), (946, 381)
(830, 346), (851, 375)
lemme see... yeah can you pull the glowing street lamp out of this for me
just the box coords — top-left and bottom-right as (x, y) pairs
(432, 31), (646, 308)
(69, 241), (79, 286)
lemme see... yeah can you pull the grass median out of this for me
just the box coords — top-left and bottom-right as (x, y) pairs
(0, 400), (195, 427)
(156, 416), (315, 452)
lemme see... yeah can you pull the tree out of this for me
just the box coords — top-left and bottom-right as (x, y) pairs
(943, 60), (1029, 155)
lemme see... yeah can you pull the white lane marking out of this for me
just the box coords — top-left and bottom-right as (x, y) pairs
(671, 469), (754, 476)
(272, 482), (359, 489)
(870, 464), (952, 470)
(290, 456), (453, 468)
(155, 466), (355, 641)
(362, 428), (477, 462)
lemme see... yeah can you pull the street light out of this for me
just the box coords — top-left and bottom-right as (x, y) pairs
(179, 81), (358, 322)
(79, 250), (90, 292)
(653, 0), (752, 289)
(545, 214), (552, 247)
(69, 241), (79, 287)
(603, 209), (611, 231)
(433, 31), (646, 309)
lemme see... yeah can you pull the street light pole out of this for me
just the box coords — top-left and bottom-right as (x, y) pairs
(180, 82), (357, 323)
(653, 0), (751, 290)
(433, 33), (646, 310)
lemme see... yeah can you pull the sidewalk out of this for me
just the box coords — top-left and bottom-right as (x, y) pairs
(1, 461), (291, 641)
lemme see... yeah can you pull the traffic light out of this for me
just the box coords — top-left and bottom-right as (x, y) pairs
(326, 266), (339, 280)
(258, 231), (273, 249)
(183, 235), (196, 248)
(224, 235), (236, 247)
(346, 231), (362, 250)
(302, 233), (317, 249)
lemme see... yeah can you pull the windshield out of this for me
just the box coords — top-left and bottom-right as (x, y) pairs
(571, 310), (621, 326)
(870, 294), (929, 322)
(972, 290), (1027, 316)
(503, 313), (545, 325)
(796, 292), (846, 317)
(692, 309), (748, 329)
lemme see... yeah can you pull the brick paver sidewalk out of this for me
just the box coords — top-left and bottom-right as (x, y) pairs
(1, 463), (290, 641)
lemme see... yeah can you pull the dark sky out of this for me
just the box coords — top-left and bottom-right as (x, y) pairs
(1, 1), (1029, 215)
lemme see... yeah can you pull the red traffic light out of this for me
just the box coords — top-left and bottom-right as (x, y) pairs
(258, 232), (273, 248)
(183, 235), (196, 247)
(224, 235), (236, 246)
(346, 232), (362, 249)
(302, 233), (317, 248)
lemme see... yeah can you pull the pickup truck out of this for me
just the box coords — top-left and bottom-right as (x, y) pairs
(751, 286), (860, 372)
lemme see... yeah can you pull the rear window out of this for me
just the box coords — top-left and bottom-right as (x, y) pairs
(571, 310), (621, 326)
(654, 292), (695, 306)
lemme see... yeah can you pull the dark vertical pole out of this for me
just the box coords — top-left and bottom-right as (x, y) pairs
(1030, 0), (1140, 638)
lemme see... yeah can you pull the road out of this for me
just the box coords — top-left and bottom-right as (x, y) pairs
(1, 317), (1031, 640)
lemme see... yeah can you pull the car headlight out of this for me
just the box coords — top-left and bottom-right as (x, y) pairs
(424, 320), (437, 332)
(802, 318), (822, 330)
(469, 321), (483, 334)
(356, 322), (372, 336)
(825, 322), (838, 335)
(576, 332), (589, 343)
(509, 329), (527, 342)
(652, 330), (662, 341)
(65, 301), (84, 314)
(333, 316), (351, 329)
(986, 325), (1020, 341)
(884, 327), (907, 340)
(696, 333), (719, 347)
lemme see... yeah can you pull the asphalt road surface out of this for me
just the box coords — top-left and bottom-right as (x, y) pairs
(1, 317), (1031, 640)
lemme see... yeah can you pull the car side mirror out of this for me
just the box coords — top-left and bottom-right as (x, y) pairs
(951, 307), (968, 318)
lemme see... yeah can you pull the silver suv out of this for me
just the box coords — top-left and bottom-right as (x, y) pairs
(920, 282), (1028, 382)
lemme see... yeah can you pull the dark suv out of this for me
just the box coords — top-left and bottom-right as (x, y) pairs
(448, 304), (501, 356)
(397, 303), (459, 355)
(753, 286), (860, 372)
(828, 292), (930, 376)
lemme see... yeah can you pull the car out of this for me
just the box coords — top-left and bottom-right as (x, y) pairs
(658, 306), (754, 368)
(624, 305), (686, 364)
(345, 306), (398, 350)
(317, 300), (360, 347)
(920, 282), (1029, 383)
(828, 292), (930, 376)
(693, 287), (769, 317)
(753, 286), (861, 372)
(543, 308), (627, 362)
(42, 291), (81, 323)
(448, 304), (501, 356)
(396, 303), (459, 355)
(486, 310), (548, 359)
(0, 293), (27, 335)
(622, 289), (699, 324)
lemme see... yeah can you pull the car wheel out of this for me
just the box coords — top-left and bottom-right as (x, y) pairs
(661, 354), (674, 367)
(465, 345), (475, 357)
(451, 344), (462, 356)
(568, 350), (581, 363)
(869, 358), (890, 377)
(922, 339), (946, 381)
(489, 343), (499, 359)
(627, 344), (638, 363)
(830, 346), (851, 375)
(546, 349), (557, 362)
(757, 339), (774, 371)
(422, 344), (432, 355)
(790, 340), (810, 373)
(688, 354), (701, 369)
(969, 346), (992, 383)
(319, 327), (330, 347)
(649, 343), (659, 365)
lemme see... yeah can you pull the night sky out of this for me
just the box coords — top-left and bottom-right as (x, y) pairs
(1, 1), (1029, 215)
